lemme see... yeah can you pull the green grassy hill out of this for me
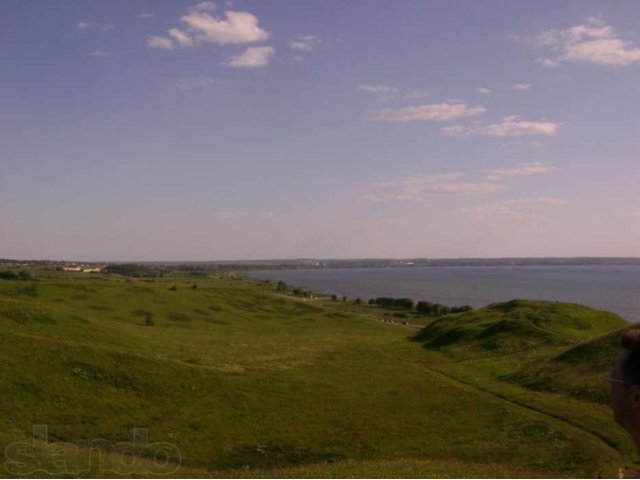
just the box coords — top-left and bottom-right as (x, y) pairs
(0, 274), (634, 478)
(503, 328), (625, 404)
(412, 299), (628, 358)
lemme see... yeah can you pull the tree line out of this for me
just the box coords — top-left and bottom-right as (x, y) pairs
(273, 280), (473, 317)
(0, 270), (32, 281)
(369, 297), (472, 315)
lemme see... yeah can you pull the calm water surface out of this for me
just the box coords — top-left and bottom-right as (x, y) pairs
(250, 266), (640, 322)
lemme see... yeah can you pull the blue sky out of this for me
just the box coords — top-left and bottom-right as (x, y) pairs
(1, 0), (640, 261)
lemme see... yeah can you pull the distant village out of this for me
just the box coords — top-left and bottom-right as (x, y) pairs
(0, 259), (106, 273)
(2, 256), (640, 273)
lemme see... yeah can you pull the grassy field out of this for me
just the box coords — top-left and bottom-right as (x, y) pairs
(0, 270), (635, 477)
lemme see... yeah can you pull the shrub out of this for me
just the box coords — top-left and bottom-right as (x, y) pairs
(103, 263), (162, 278)
(18, 270), (32, 281)
(375, 297), (395, 308)
(0, 270), (32, 281)
(144, 313), (155, 326)
(416, 301), (434, 315)
(393, 298), (414, 310)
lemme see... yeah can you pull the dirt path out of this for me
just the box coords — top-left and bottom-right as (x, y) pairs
(372, 345), (624, 469)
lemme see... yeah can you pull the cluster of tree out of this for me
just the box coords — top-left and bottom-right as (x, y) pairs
(292, 287), (313, 298)
(103, 264), (165, 278)
(363, 295), (473, 316)
(416, 301), (473, 316)
(330, 294), (349, 302)
(368, 297), (415, 310)
(0, 270), (32, 281)
(275, 281), (313, 298)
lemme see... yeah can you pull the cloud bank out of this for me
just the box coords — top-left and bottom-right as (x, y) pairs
(533, 17), (640, 67)
(365, 173), (503, 202)
(367, 101), (486, 123)
(443, 116), (560, 137)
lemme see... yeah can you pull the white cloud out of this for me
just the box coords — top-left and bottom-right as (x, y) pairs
(288, 35), (321, 51)
(561, 38), (640, 66)
(443, 117), (560, 137)
(89, 50), (114, 58)
(367, 101), (486, 123)
(358, 84), (396, 94)
(137, 13), (155, 19)
(533, 17), (640, 67)
(212, 211), (274, 219)
(148, 5), (270, 50)
(227, 46), (274, 68)
(476, 87), (491, 95)
(76, 21), (113, 32)
(513, 83), (532, 90)
(148, 35), (174, 50)
(365, 173), (503, 202)
(178, 9), (269, 45)
(176, 76), (214, 90)
(169, 28), (196, 47)
(486, 162), (555, 180)
(485, 119), (559, 136)
(536, 57), (558, 67)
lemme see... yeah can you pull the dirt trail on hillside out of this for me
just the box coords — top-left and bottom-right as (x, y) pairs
(371, 345), (624, 469)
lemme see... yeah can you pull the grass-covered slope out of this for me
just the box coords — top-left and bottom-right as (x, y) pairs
(503, 328), (626, 404)
(0, 275), (634, 477)
(413, 299), (628, 358)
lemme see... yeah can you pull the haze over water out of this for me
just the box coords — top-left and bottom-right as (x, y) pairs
(251, 265), (640, 323)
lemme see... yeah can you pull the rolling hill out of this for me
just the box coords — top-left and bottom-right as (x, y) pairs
(412, 299), (628, 358)
(0, 274), (634, 477)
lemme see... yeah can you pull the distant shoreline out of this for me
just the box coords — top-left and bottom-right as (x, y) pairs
(3, 257), (640, 270)
(249, 264), (640, 323)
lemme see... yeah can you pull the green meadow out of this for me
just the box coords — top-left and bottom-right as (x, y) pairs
(0, 270), (635, 478)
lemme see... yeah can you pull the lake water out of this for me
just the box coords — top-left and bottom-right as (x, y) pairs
(250, 266), (640, 323)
